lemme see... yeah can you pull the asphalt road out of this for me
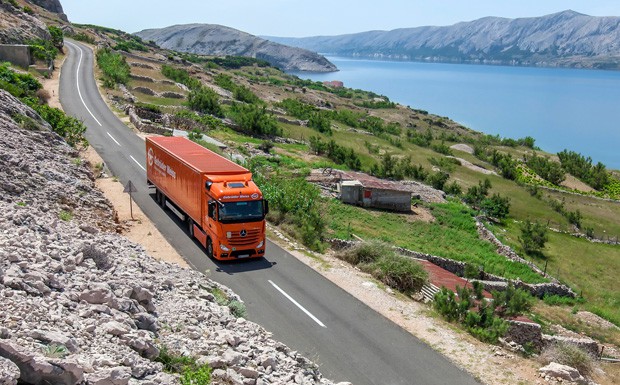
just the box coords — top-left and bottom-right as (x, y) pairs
(60, 40), (480, 385)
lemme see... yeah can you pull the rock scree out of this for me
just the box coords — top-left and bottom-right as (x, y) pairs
(0, 89), (339, 384)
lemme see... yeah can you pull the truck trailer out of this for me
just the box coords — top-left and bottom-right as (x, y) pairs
(146, 136), (268, 260)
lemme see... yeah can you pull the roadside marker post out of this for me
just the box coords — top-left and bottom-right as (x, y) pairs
(123, 180), (137, 220)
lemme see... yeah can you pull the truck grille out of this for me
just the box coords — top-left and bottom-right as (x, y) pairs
(228, 228), (261, 247)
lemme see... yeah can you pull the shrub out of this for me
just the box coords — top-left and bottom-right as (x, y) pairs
(227, 300), (247, 318)
(41, 344), (68, 358)
(539, 342), (595, 376)
(371, 253), (428, 293)
(251, 161), (325, 251)
(96, 48), (130, 87)
(156, 346), (211, 384)
(426, 171), (449, 191)
(161, 65), (201, 90)
(525, 154), (565, 185)
(188, 87), (223, 117)
(230, 103), (281, 136)
(59, 210), (73, 221)
(557, 150), (609, 190)
(492, 283), (533, 316)
(341, 240), (390, 265)
(434, 286), (509, 343)
(519, 219), (548, 255)
(48, 26), (64, 50)
(307, 112), (332, 134)
(444, 181), (462, 196)
(24, 100), (88, 148)
(480, 193), (511, 221)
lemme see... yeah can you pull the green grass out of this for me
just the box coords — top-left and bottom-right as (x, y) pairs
(328, 199), (548, 283)
(135, 94), (186, 107)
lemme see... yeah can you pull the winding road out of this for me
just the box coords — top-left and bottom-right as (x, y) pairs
(59, 40), (480, 385)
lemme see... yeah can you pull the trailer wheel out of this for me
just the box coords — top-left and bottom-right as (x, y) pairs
(206, 238), (213, 258)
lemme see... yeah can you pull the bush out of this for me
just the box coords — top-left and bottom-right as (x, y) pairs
(539, 342), (595, 376)
(426, 171), (449, 191)
(492, 283), (533, 316)
(24, 100), (88, 148)
(0, 62), (41, 97)
(188, 86), (223, 117)
(161, 65), (201, 90)
(519, 219), (548, 255)
(156, 346), (211, 384)
(251, 161), (325, 251)
(371, 253), (429, 293)
(230, 103), (281, 136)
(48, 26), (64, 50)
(341, 240), (390, 265)
(227, 300), (247, 318)
(96, 48), (130, 87)
(480, 193), (511, 220)
(434, 286), (509, 343)
(557, 150), (609, 190)
(525, 154), (565, 185)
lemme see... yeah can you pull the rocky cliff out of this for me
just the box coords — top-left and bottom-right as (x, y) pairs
(267, 10), (620, 69)
(0, 1), (51, 44)
(0, 89), (337, 385)
(135, 24), (338, 72)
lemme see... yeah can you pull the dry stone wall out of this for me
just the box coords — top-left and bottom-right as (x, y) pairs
(0, 90), (337, 385)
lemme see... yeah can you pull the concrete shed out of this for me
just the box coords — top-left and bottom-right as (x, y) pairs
(340, 179), (412, 212)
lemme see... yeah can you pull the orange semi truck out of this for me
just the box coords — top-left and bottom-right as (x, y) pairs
(146, 136), (268, 260)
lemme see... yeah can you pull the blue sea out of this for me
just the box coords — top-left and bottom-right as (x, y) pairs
(291, 58), (620, 169)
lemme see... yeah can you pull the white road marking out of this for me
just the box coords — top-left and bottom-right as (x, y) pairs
(268, 280), (326, 328)
(130, 155), (146, 171)
(65, 41), (102, 126)
(106, 132), (121, 146)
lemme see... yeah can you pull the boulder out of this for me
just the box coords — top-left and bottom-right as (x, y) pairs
(539, 362), (587, 384)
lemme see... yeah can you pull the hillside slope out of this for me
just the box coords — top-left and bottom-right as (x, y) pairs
(135, 24), (338, 72)
(0, 88), (336, 384)
(267, 10), (620, 69)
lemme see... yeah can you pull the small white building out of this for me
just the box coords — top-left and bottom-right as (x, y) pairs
(340, 179), (412, 212)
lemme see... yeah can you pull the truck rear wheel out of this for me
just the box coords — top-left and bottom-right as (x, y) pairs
(206, 238), (213, 258)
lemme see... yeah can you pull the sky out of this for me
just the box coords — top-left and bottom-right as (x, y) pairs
(60, 0), (620, 37)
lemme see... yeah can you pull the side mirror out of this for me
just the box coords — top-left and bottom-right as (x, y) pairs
(208, 201), (215, 219)
(264, 200), (269, 216)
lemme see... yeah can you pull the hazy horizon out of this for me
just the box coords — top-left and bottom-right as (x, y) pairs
(60, 0), (620, 37)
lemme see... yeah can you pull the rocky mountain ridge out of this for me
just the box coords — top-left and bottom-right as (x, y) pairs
(266, 10), (620, 69)
(0, 89), (338, 385)
(135, 24), (338, 73)
(0, 1), (51, 44)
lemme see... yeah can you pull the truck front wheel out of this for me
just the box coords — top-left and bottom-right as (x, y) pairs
(206, 238), (213, 258)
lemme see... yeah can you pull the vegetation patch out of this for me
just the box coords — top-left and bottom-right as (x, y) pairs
(155, 345), (211, 385)
(340, 240), (428, 293)
(96, 49), (130, 87)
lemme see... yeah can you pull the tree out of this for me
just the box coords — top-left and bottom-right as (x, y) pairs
(519, 219), (548, 255)
(188, 87), (223, 117)
(480, 193), (511, 221)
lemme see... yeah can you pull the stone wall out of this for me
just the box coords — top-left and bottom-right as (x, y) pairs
(542, 335), (600, 357)
(329, 239), (575, 298)
(126, 106), (170, 135)
(505, 320), (543, 351)
(0, 45), (32, 68)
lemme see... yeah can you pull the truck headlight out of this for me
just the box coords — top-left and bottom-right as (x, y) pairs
(220, 244), (230, 252)
(256, 240), (264, 248)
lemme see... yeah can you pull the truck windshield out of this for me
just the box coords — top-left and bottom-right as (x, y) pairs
(219, 200), (264, 223)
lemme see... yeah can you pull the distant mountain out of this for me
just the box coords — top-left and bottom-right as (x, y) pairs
(135, 24), (337, 72)
(266, 10), (620, 70)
